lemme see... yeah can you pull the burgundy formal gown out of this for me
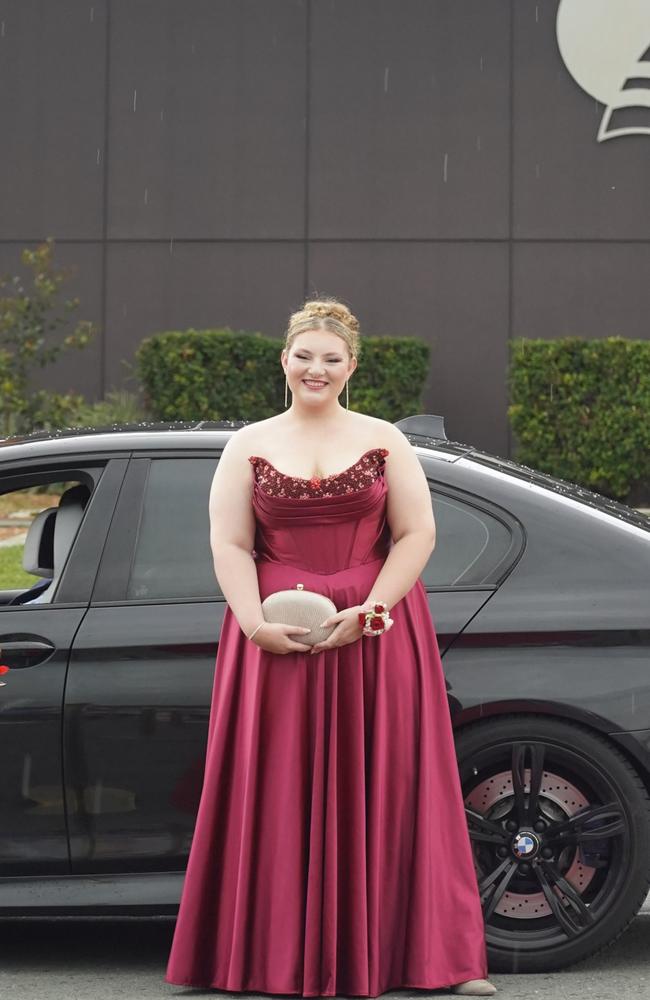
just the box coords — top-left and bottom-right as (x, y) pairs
(165, 447), (488, 996)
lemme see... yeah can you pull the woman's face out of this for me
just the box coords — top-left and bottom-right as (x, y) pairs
(282, 330), (357, 404)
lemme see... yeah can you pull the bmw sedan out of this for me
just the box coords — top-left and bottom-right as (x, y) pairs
(0, 414), (649, 974)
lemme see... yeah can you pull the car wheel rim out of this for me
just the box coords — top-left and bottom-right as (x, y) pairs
(461, 739), (629, 952)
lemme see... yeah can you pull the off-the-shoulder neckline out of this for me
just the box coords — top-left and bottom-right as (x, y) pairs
(248, 447), (389, 483)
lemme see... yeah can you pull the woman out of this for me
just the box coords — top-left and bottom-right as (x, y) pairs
(165, 298), (496, 997)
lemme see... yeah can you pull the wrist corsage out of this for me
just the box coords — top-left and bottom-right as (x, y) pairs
(358, 601), (394, 637)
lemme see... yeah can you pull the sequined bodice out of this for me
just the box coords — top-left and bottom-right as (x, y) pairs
(248, 447), (389, 499)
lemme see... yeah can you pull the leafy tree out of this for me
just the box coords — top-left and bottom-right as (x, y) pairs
(0, 237), (97, 437)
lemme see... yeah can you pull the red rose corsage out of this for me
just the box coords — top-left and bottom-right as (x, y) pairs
(358, 601), (394, 637)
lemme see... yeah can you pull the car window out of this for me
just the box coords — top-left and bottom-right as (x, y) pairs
(421, 490), (514, 588)
(127, 458), (221, 601)
(0, 478), (90, 607)
(125, 459), (516, 600)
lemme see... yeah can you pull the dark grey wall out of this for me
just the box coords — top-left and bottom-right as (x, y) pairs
(1, 0), (648, 456)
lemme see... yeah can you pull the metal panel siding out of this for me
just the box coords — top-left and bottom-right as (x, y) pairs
(513, 0), (650, 240)
(0, 0), (108, 239)
(309, 0), (511, 239)
(107, 0), (307, 239)
(2, 0), (648, 460)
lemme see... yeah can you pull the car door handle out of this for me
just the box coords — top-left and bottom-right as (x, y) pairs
(0, 637), (57, 671)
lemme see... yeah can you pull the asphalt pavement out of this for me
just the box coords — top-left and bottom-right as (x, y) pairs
(0, 898), (649, 1000)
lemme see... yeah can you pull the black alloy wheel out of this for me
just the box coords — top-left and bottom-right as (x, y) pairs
(455, 715), (650, 973)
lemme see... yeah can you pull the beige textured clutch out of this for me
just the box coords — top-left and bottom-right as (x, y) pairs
(261, 583), (337, 647)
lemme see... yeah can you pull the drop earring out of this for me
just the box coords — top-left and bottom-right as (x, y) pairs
(284, 373), (289, 408)
(345, 380), (349, 410)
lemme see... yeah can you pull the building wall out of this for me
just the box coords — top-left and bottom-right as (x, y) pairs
(1, 0), (648, 456)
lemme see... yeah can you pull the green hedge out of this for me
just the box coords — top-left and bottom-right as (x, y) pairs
(136, 327), (430, 423)
(508, 336), (650, 502)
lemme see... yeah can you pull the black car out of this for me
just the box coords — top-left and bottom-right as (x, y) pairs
(1, 415), (649, 975)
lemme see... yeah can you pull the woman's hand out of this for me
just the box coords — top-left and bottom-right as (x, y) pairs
(309, 605), (368, 655)
(250, 622), (313, 655)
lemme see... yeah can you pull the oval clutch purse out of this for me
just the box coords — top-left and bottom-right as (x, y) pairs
(261, 583), (337, 647)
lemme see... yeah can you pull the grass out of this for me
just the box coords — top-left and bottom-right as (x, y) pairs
(0, 544), (41, 588)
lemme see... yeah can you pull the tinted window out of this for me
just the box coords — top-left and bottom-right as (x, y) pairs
(127, 460), (516, 599)
(127, 458), (220, 601)
(422, 490), (514, 588)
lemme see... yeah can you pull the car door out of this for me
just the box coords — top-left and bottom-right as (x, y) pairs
(65, 452), (223, 875)
(0, 457), (128, 876)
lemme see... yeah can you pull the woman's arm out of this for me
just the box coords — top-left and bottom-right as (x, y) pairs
(208, 432), (263, 638)
(362, 425), (436, 610)
(362, 531), (435, 611)
(211, 542), (264, 639)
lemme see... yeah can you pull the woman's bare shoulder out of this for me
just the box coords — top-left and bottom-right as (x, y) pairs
(357, 413), (392, 431)
(223, 417), (286, 456)
(225, 412), (401, 456)
(353, 413), (406, 447)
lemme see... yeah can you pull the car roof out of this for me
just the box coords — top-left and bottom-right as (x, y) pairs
(0, 419), (472, 464)
(460, 447), (650, 534)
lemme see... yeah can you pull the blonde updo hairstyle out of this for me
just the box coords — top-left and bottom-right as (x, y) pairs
(284, 297), (361, 361)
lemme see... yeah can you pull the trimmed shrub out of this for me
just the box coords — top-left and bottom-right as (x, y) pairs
(508, 336), (650, 502)
(136, 327), (430, 423)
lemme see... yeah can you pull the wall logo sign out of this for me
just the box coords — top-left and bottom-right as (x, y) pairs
(556, 0), (650, 141)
